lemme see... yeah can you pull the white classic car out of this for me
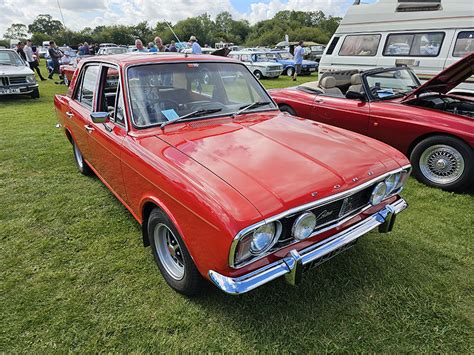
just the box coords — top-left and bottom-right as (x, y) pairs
(228, 50), (283, 79)
(0, 49), (39, 99)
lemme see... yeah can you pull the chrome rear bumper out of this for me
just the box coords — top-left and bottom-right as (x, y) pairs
(209, 198), (407, 295)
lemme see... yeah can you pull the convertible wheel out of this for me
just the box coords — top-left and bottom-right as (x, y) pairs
(64, 76), (69, 87)
(279, 104), (296, 116)
(286, 67), (295, 77)
(411, 136), (473, 192)
(254, 70), (263, 80)
(148, 208), (204, 296)
(72, 139), (92, 175)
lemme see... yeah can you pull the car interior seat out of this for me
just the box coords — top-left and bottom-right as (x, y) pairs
(347, 73), (363, 94)
(319, 76), (344, 97)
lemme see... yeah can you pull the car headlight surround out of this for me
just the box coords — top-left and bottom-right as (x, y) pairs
(385, 172), (400, 195)
(370, 181), (387, 206)
(26, 74), (36, 83)
(292, 212), (317, 240)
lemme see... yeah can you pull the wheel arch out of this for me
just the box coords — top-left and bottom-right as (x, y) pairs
(64, 128), (73, 144)
(407, 131), (472, 158)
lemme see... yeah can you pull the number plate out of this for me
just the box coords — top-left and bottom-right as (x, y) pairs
(0, 88), (21, 95)
(309, 68), (316, 72)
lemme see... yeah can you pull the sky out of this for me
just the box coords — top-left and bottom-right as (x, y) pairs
(0, 0), (378, 38)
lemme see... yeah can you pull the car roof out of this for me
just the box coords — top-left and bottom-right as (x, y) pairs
(80, 52), (238, 66)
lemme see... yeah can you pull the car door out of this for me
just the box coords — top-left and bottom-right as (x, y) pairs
(86, 64), (127, 200)
(68, 64), (100, 163)
(310, 94), (370, 136)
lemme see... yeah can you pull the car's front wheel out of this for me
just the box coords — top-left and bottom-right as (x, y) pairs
(411, 135), (473, 191)
(148, 208), (204, 296)
(30, 88), (40, 99)
(72, 139), (93, 175)
(253, 70), (263, 80)
(286, 67), (295, 77)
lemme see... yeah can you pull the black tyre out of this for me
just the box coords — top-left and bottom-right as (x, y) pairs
(254, 70), (263, 80)
(286, 67), (295, 77)
(148, 208), (204, 296)
(279, 104), (296, 116)
(72, 139), (93, 175)
(410, 135), (473, 192)
(30, 88), (40, 99)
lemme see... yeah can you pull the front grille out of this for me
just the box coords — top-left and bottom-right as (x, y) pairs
(0, 77), (8, 86)
(8, 76), (27, 84)
(269, 66), (281, 71)
(277, 185), (374, 246)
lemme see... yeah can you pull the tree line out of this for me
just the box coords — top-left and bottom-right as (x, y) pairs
(2, 11), (340, 48)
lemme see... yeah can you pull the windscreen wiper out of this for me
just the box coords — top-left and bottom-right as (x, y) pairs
(160, 108), (222, 129)
(232, 101), (272, 117)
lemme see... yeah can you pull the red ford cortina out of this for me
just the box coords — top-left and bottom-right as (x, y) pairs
(269, 53), (474, 192)
(54, 53), (411, 295)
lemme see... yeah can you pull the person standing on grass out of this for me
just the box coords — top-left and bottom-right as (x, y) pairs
(16, 42), (27, 61)
(25, 40), (46, 81)
(190, 35), (202, 54)
(48, 41), (62, 80)
(293, 40), (304, 81)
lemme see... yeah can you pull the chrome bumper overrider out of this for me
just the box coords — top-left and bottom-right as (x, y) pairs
(209, 198), (407, 295)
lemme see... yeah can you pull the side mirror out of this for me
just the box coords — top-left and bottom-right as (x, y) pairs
(346, 90), (366, 101)
(90, 112), (110, 124)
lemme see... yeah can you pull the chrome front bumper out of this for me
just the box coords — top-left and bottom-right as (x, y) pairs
(209, 198), (407, 295)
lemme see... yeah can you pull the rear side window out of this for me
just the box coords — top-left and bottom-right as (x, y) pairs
(453, 31), (474, 57)
(383, 32), (444, 57)
(325, 36), (340, 55)
(339, 34), (381, 56)
(74, 65), (99, 108)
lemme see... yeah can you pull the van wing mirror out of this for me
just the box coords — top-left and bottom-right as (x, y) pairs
(90, 112), (110, 124)
(346, 90), (366, 101)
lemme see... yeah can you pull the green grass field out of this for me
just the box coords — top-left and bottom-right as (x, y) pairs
(1, 74), (473, 352)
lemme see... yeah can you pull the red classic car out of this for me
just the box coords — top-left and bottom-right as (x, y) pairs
(54, 53), (410, 295)
(269, 54), (474, 192)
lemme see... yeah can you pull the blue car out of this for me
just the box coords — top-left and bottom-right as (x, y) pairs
(268, 50), (318, 76)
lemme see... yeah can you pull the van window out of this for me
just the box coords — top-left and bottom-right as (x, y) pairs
(339, 34), (380, 56)
(453, 31), (474, 57)
(383, 32), (444, 57)
(325, 37), (340, 55)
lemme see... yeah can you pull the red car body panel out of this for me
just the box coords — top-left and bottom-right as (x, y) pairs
(54, 54), (410, 281)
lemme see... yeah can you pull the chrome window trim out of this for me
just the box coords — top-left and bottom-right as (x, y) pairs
(229, 164), (411, 268)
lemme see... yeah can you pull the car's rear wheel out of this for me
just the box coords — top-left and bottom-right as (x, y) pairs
(410, 135), (473, 191)
(286, 67), (295, 77)
(148, 208), (204, 296)
(253, 70), (263, 80)
(279, 104), (296, 116)
(72, 139), (93, 175)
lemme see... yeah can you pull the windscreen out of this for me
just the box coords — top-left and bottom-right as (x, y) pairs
(127, 62), (276, 128)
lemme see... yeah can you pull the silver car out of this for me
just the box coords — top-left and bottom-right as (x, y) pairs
(0, 49), (39, 99)
(229, 51), (283, 79)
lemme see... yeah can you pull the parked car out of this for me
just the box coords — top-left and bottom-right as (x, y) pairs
(54, 53), (410, 295)
(267, 50), (318, 76)
(228, 50), (283, 79)
(269, 53), (474, 191)
(97, 47), (128, 55)
(0, 49), (39, 98)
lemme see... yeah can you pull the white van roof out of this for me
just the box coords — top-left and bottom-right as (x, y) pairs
(337, 0), (474, 33)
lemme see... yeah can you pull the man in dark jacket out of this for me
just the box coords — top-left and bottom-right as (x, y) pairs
(48, 41), (62, 80)
(16, 42), (27, 61)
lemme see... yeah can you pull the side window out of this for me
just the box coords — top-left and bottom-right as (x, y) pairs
(241, 54), (251, 62)
(114, 88), (126, 126)
(383, 32), (444, 57)
(326, 36), (340, 55)
(77, 65), (99, 108)
(98, 66), (125, 125)
(453, 31), (474, 57)
(339, 34), (381, 56)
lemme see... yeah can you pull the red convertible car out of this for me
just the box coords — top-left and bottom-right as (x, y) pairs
(270, 54), (474, 192)
(54, 53), (410, 295)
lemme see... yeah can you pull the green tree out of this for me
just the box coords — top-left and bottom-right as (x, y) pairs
(28, 14), (64, 36)
(3, 23), (28, 40)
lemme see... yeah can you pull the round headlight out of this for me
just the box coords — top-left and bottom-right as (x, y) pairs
(250, 223), (276, 254)
(292, 212), (317, 240)
(370, 182), (387, 205)
(385, 173), (400, 194)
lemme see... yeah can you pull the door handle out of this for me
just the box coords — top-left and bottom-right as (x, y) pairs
(314, 98), (324, 103)
(84, 124), (95, 133)
(65, 111), (74, 119)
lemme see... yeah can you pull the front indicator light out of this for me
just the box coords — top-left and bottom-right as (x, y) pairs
(292, 212), (317, 240)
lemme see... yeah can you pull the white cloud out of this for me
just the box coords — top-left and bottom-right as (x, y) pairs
(0, 0), (347, 40)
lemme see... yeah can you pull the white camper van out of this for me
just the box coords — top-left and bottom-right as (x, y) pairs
(319, 0), (474, 91)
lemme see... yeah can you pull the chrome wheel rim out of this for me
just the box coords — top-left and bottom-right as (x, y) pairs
(73, 143), (84, 170)
(64, 76), (69, 86)
(153, 223), (185, 280)
(419, 144), (464, 185)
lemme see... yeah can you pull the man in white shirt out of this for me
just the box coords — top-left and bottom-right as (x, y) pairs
(24, 40), (46, 81)
(190, 36), (202, 54)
